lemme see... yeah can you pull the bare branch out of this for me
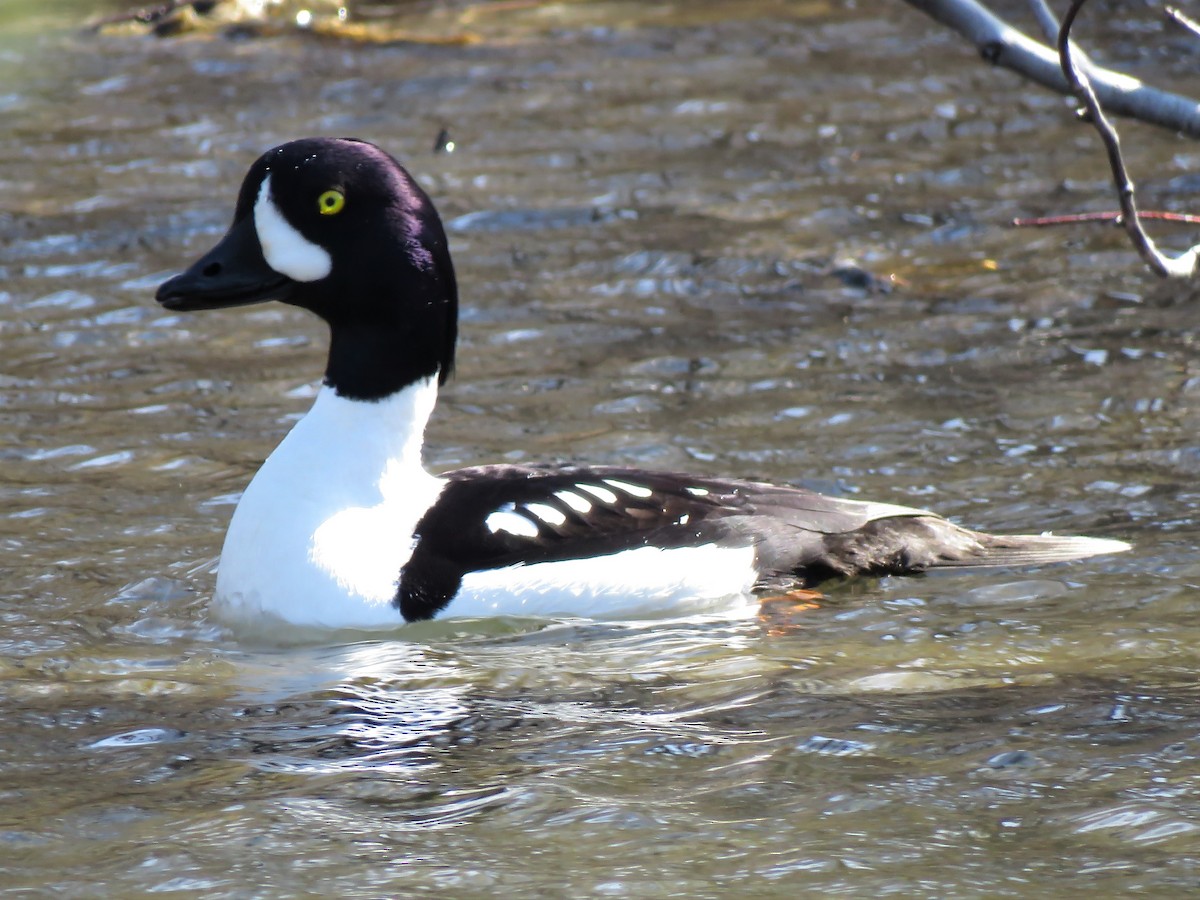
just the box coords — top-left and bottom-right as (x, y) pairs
(1027, 0), (1061, 43)
(1058, 0), (1200, 277)
(1165, 6), (1200, 40)
(1028, 0), (1101, 74)
(1012, 210), (1200, 227)
(905, 0), (1200, 137)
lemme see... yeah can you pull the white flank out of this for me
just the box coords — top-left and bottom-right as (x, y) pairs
(485, 506), (539, 538)
(254, 175), (333, 282)
(212, 376), (443, 630)
(449, 543), (759, 619)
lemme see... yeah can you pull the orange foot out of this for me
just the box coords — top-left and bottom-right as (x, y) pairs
(757, 589), (825, 632)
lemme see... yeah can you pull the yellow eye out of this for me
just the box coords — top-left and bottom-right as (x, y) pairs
(317, 189), (345, 216)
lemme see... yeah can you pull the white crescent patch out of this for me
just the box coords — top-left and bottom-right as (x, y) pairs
(254, 174), (332, 282)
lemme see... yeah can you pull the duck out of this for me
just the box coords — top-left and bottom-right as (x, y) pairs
(155, 137), (1130, 630)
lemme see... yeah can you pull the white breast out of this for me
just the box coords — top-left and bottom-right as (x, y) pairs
(212, 378), (443, 630)
(211, 377), (762, 630)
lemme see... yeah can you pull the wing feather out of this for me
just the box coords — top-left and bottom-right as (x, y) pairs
(393, 463), (1127, 620)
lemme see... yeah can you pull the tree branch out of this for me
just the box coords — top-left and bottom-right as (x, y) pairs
(1013, 211), (1200, 227)
(904, 0), (1200, 137)
(1057, 0), (1200, 277)
(1165, 6), (1200, 40)
(1027, 0), (1061, 43)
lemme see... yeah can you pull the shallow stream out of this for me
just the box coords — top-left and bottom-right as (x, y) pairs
(3, 0), (1200, 893)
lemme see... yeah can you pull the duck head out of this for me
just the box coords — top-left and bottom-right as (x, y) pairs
(156, 137), (458, 399)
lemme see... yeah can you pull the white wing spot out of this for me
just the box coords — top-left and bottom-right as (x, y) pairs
(576, 483), (619, 504)
(485, 505), (540, 538)
(685, 486), (710, 497)
(525, 502), (567, 526)
(603, 478), (654, 499)
(678, 513), (690, 525)
(555, 490), (592, 514)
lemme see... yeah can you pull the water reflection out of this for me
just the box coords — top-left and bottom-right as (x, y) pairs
(3, 0), (1200, 894)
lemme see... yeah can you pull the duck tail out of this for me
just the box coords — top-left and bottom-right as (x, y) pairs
(933, 531), (1131, 569)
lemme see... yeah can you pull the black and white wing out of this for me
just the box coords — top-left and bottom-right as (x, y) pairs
(393, 463), (1126, 620)
(396, 463), (758, 619)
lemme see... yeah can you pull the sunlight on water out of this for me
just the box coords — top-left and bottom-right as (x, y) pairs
(1, 0), (1199, 895)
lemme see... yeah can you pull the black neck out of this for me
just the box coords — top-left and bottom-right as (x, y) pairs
(323, 319), (446, 401)
(290, 192), (459, 401)
(308, 258), (458, 402)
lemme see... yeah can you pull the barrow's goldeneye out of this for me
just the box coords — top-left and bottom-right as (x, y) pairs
(155, 138), (1129, 629)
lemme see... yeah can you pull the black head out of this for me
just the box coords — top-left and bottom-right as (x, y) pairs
(156, 137), (458, 399)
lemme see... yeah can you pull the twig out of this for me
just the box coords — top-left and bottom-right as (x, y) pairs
(904, 0), (1200, 137)
(1027, 0), (1097, 75)
(85, 0), (190, 31)
(1027, 0), (1061, 44)
(1015, 211), (1200, 227)
(1165, 6), (1200, 40)
(1012, 210), (1200, 227)
(1058, 0), (1200, 277)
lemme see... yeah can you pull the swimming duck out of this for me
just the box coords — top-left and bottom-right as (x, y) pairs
(155, 137), (1129, 629)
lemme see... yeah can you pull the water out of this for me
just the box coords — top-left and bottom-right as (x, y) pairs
(3, 0), (1200, 894)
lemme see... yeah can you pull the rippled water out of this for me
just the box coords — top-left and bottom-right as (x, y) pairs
(4, 0), (1200, 894)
